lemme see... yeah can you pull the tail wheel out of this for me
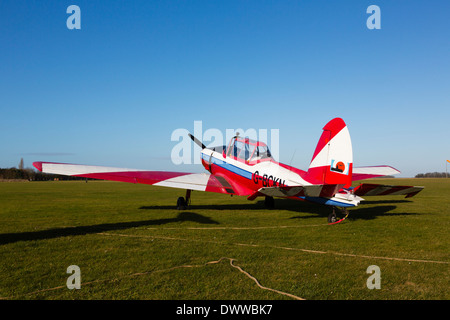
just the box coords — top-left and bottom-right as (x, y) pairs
(328, 207), (349, 225)
(328, 212), (337, 223)
(328, 207), (337, 223)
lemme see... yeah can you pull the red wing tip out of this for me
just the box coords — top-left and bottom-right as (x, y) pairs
(33, 162), (43, 172)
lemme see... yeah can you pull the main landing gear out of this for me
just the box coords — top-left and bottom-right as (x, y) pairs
(328, 206), (349, 225)
(177, 189), (191, 210)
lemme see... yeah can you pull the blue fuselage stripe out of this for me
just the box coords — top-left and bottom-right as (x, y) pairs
(202, 154), (252, 180)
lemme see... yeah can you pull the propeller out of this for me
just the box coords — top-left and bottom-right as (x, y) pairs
(188, 133), (207, 149)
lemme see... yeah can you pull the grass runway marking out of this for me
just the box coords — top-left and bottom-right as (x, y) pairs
(98, 232), (450, 265)
(146, 224), (329, 230)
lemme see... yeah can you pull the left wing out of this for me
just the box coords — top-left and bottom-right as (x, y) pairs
(33, 161), (238, 195)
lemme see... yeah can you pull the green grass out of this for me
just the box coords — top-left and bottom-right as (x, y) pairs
(0, 178), (449, 300)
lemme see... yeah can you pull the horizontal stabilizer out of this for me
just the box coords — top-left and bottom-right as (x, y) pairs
(352, 165), (400, 181)
(352, 183), (424, 198)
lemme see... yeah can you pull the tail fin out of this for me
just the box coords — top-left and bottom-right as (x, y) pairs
(305, 118), (353, 189)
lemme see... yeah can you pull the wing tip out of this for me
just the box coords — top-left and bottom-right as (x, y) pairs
(33, 162), (43, 172)
(405, 186), (425, 198)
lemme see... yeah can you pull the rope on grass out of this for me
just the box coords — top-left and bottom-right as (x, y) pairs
(0, 256), (304, 300)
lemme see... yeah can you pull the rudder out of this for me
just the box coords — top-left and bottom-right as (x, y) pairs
(306, 118), (353, 189)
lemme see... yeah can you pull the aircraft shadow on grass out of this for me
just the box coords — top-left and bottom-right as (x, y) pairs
(270, 199), (419, 221)
(140, 198), (418, 222)
(0, 212), (219, 246)
(290, 199), (419, 221)
(1, 199), (419, 246)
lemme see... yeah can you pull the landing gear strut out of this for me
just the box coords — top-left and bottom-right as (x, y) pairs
(328, 206), (349, 225)
(177, 190), (191, 210)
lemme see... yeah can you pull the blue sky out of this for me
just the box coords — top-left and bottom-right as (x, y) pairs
(1, 0), (449, 177)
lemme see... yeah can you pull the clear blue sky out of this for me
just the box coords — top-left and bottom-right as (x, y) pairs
(1, 0), (449, 177)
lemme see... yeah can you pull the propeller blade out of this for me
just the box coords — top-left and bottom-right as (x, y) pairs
(188, 133), (207, 149)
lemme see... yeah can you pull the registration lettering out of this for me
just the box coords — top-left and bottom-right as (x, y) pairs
(252, 171), (285, 187)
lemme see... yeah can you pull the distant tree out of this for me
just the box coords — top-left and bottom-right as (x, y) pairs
(0, 167), (97, 181)
(415, 172), (448, 178)
(18, 158), (24, 170)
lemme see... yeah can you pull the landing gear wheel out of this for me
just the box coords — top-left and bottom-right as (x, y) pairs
(264, 196), (275, 209)
(177, 190), (192, 210)
(328, 208), (337, 224)
(328, 207), (350, 225)
(177, 197), (187, 210)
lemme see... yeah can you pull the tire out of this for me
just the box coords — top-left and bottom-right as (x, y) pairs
(328, 212), (337, 224)
(177, 197), (187, 210)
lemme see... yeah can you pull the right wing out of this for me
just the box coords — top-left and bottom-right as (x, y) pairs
(33, 161), (239, 195)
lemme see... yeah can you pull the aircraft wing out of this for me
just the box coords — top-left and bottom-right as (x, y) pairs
(352, 165), (400, 181)
(33, 161), (239, 195)
(352, 183), (424, 198)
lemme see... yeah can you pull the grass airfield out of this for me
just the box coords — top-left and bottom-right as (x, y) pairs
(0, 178), (448, 300)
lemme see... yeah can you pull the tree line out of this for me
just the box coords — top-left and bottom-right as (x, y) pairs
(415, 172), (449, 178)
(0, 168), (91, 181)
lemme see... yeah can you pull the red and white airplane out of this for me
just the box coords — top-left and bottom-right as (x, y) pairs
(33, 118), (424, 224)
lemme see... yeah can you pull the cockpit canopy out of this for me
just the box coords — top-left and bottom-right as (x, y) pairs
(226, 136), (272, 163)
